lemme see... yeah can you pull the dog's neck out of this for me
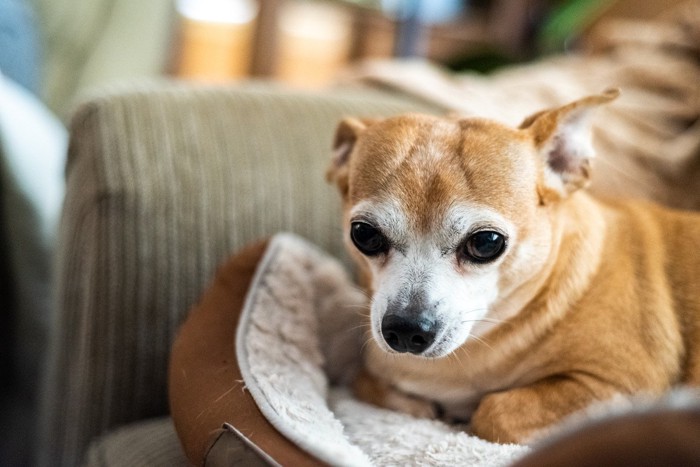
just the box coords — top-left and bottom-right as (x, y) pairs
(472, 190), (608, 358)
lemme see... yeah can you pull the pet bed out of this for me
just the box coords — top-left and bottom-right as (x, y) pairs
(169, 234), (527, 466)
(170, 233), (700, 466)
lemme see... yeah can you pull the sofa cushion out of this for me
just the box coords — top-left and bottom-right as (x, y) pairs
(83, 417), (188, 467)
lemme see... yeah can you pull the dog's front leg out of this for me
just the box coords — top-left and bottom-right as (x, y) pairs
(471, 375), (616, 444)
(353, 367), (439, 419)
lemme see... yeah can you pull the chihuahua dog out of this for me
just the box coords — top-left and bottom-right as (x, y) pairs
(326, 89), (700, 444)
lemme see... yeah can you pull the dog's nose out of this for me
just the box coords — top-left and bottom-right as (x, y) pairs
(381, 314), (437, 354)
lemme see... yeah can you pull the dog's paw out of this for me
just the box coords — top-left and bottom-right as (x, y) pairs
(353, 368), (439, 420)
(471, 393), (524, 443)
(471, 391), (549, 444)
(384, 390), (440, 419)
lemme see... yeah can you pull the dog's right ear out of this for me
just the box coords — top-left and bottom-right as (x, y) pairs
(521, 89), (619, 203)
(326, 117), (376, 197)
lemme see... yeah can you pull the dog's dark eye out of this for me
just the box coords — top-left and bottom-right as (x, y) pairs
(350, 222), (389, 256)
(462, 231), (506, 263)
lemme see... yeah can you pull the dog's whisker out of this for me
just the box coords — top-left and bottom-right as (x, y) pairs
(460, 307), (490, 317)
(360, 336), (375, 355)
(348, 284), (373, 299)
(350, 308), (370, 318)
(344, 307), (371, 319)
(460, 317), (509, 326)
(343, 301), (371, 309)
(469, 334), (494, 351)
(348, 323), (372, 334)
(342, 302), (372, 313)
(448, 348), (468, 369)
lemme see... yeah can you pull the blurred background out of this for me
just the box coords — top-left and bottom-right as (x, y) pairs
(5, 0), (684, 118)
(0, 0), (687, 465)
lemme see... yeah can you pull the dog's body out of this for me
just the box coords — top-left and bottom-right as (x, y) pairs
(327, 90), (700, 443)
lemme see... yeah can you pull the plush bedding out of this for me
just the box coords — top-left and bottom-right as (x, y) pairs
(170, 233), (529, 466)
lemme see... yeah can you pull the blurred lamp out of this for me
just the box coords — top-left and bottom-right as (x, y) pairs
(175, 0), (258, 81)
(275, 1), (353, 88)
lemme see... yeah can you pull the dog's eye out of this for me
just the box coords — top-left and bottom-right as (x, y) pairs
(350, 222), (389, 256)
(462, 231), (506, 263)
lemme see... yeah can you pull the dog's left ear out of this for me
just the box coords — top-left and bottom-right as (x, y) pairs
(326, 117), (378, 198)
(521, 88), (619, 202)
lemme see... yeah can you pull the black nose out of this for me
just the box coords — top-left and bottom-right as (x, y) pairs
(381, 314), (437, 354)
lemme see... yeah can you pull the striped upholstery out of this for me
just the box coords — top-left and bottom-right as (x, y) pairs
(83, 418), (187, 467)
(38, 82), (438, 466)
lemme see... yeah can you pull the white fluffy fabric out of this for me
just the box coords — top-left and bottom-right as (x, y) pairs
(236, 234), (528, 466)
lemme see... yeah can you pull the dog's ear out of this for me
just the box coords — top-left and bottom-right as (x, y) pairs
(521, 89), (619, 203)
(326, 117), (378, 197)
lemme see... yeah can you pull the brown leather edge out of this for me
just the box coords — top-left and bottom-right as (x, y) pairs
(169, 239), (327, 466)
(203, 426), (277, 467)
(512, 405), (700, 467)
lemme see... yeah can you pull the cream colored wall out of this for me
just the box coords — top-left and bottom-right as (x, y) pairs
(29, 0), (176, 118)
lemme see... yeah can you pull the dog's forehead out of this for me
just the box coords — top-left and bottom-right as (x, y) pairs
(349, 114), (538, 230)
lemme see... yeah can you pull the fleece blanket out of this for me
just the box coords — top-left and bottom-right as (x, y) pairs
(236, 233), (528, 466)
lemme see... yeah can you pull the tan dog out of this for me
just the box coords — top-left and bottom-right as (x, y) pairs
(326, 89), (700, 444)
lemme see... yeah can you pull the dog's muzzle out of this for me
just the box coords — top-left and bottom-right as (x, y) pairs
(381, 313), (437, 355)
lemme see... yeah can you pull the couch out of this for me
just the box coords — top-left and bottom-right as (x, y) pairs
(40, 77), (700, 467)
(37, 82), (440, 466)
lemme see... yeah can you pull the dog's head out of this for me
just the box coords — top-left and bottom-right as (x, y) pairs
(327, 90), (618, 358)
